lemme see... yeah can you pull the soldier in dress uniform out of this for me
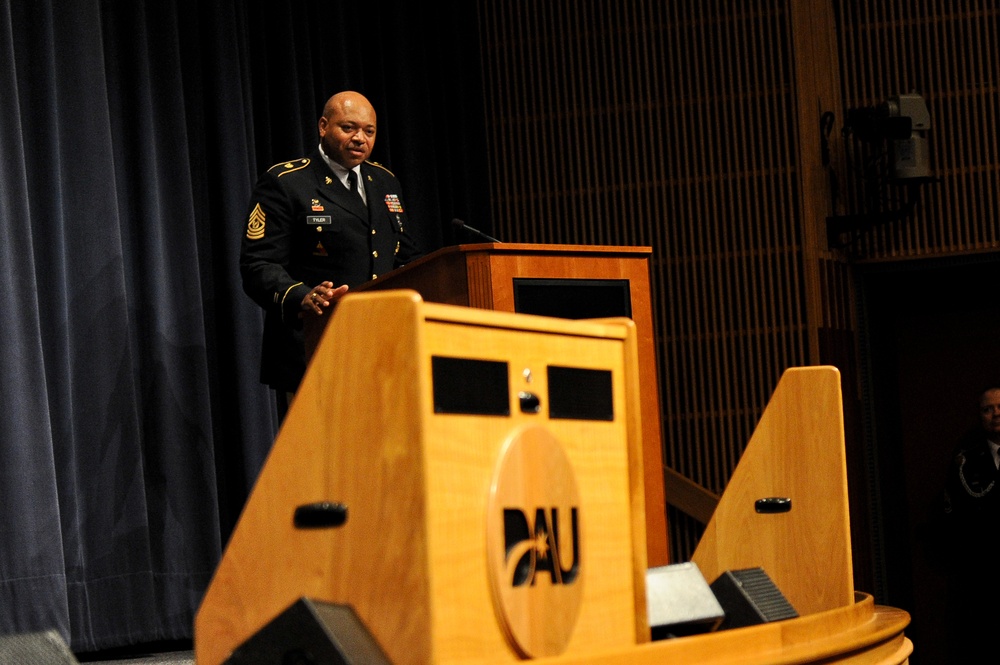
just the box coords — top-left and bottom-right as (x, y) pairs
(941, 386), (1000, 661)
(240, 91), (422, 404)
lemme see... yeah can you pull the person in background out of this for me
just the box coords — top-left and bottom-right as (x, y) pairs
(947, 387), (1000, 512)
(941, 386), (1000, 662)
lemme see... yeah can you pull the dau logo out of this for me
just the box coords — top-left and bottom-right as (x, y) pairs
(487, 426), (583, 658)
(503, 507), (580, 587)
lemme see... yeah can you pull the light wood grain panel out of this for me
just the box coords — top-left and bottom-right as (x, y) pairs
(195, 292), (431, 665)
(692, 366), (854, 615)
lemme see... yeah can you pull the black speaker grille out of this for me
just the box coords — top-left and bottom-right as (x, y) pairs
(548, 366), (614, 421)
(431, 356), (510, 416)
(710, 567), (798, 630)
(512, 278), (632, 320)
(732, 568), (796, 619)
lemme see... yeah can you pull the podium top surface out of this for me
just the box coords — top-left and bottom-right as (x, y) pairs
(402, 241), (652, 266)
(445, 242), (653, 255)
(359, 243), (653, 293)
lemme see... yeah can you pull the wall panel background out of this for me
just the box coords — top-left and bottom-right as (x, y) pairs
(476, 0), (1000, 581)
(478, 0), (809, 560)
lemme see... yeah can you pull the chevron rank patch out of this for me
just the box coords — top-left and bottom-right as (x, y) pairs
(246, 203), (266, 240)
(384, 194), (404, 213)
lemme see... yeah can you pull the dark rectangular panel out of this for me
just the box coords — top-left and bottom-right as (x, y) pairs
(548, 366), (614, 421)
(513, 278), (632, 320)
(432, 356), (510, 416)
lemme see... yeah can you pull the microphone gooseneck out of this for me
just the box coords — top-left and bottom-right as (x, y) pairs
(452, 218), (502, 243)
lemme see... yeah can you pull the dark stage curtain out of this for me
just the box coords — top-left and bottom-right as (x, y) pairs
(0, 0), (488, 652)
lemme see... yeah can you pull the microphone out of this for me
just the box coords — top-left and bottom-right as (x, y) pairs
(452, 218), (502, 243)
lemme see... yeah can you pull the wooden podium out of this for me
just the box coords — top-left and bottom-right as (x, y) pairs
(200, 290), (650, 664)
(304, 243), (669, 567)
(198, 291), (910, 664)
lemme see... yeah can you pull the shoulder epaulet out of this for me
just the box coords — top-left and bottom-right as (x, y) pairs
(268, 158), (311, 176)
(365, 160), (396, 177)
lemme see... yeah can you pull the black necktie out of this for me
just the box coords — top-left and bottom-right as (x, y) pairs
(347, 170), (365, 206)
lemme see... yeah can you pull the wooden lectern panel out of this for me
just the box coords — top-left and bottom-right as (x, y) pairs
(691, 366), (855, 616)
(196, 290), (649, 665)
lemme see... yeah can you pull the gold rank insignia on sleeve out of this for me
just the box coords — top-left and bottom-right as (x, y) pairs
(246, 203), (266, 240)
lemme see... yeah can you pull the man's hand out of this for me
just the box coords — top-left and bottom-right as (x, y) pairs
(301, 281), (349, 316)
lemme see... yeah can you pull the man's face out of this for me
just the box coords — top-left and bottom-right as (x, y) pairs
(319, 95), (376, 169)
(980, 389), (1000, 436)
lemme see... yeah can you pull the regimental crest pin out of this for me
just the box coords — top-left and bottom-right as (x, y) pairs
(384, 194), (404, 213)
(246, 203), (266, 240)
(311, 198), (324, 212)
